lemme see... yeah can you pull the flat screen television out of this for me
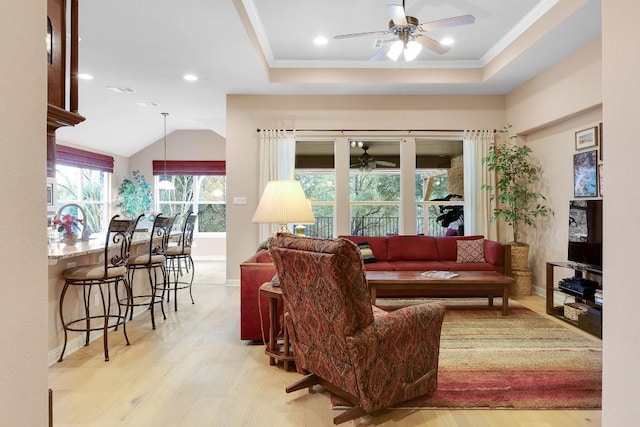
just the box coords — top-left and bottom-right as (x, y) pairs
(568, 200), (603, 269)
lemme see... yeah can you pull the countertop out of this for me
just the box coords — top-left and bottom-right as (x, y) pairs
(48, 232), (152, 264)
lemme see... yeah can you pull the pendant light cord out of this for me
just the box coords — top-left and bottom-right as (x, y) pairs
(162, 112), (169, 178)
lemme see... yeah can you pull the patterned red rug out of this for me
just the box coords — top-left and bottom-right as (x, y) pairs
(334, 303), (602, 409)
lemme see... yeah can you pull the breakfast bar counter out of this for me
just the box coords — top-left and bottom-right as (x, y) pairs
(47, 232), (152, 364)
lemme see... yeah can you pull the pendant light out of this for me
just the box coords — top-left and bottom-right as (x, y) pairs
(157, 112), (175, 190)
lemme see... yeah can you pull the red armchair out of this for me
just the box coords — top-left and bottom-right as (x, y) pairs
(268, 234), (445, 424)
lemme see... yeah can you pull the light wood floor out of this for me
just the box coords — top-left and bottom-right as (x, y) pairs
(48, 261), (602, 427)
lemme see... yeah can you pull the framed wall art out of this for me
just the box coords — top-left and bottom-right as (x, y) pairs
(46, 177), (56, 215)
(575, 126), (599, 150)
(573, 150), (598, 198)
(598, 164), (603, 197)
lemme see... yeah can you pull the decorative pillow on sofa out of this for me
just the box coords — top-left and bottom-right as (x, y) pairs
(456, 239), (486, 263)
(357, 242), (377, 264)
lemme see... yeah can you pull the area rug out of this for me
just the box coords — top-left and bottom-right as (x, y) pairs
(334, 303), (602, 409)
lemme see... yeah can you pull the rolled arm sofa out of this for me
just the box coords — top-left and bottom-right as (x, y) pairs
(240, 234), (504, 341)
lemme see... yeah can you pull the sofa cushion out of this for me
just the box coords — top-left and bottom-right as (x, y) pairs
(356, 242), (377, 263)
(340, 236), (388, 261)
(435, 235), (485, 261)
(456, 239), (486, 263)
(387, 235), (438, 261)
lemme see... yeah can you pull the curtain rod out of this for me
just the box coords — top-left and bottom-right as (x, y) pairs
(256, 128), (497, 133)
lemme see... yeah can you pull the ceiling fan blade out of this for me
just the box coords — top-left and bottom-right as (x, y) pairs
(415, 34), (450, 55)
(386, 4), (407, 26)
(334, 30), (389, 39)
(419, 14), (475, 32)
(370, 43), (393, 61)
(375, 161), (397, 167)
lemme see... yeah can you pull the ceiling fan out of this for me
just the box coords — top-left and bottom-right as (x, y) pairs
(334, 1), (475, 61)
(351, 143), (396, 172)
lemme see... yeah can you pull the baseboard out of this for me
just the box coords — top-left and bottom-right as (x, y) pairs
(225, 279), (240, 287)
(192, 256), (226, 261)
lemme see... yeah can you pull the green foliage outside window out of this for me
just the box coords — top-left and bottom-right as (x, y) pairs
(116, 170), (153, 219)
(56, 165), (108, 233)
(158, 175), (226, 232)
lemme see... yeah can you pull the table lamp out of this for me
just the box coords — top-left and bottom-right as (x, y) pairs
(252, 180), (316, 233)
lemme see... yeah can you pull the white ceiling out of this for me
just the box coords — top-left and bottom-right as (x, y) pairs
(56, 0), (601, 157)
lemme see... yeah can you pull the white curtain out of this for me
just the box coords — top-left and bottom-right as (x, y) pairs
(257, 129), (296, 240)
(463, 129), (497, 241)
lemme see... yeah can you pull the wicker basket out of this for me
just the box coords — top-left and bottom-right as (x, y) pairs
(509, 244), (530, 271)
(511, 269), (532, 297)
(564, 302), (589, 321)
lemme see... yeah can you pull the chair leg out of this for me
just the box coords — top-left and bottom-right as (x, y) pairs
(97, 285), (109, 361)
(333, 406), (368, 425)
(57, 283), (70, 362)
(146, 267), (156, 329)
(286, 373), (321, 393)
(186, 256), (195, 305)
(158, 264), (167, 320)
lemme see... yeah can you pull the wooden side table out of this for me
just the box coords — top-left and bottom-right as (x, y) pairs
(259, 282), (295, 371)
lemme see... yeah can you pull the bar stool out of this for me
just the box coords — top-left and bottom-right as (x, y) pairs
(124, 214), (176, 329)
(164, 212), (197, 311)
(58, 215), (139, 362)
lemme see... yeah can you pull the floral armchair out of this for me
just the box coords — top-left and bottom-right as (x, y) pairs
(268, 234), (446, 424)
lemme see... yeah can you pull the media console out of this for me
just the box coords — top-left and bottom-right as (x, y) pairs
(546, 261), (602, 338)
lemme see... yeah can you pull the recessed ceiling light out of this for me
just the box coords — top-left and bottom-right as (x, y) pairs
(440, 37), (455, 46)
(183, 74), (198, 82)
(106, 86), (136, 93)
(314, 36), (328, 46)
(78, 73), (93, 80)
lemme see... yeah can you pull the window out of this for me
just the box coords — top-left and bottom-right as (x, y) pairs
(293, 135), (465, 237)
(55, 145), (114, 234)
(156, 175), (226, 233)
(350, 172), (400, 236)
(296, 171), (335, 238)
(415, 139), (464, 236)
(349, 140), (400, 236)
(56, 165), (110, 233)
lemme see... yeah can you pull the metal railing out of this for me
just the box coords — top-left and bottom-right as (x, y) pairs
(304, 214), (453, 238)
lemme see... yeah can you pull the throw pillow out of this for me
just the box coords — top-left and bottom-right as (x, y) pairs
(357, 242), (377, 264)
(456, 239), (486, 263)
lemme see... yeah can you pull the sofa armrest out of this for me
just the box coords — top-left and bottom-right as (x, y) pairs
(484, 239), (505, 272)
(240, 260), (278, 341)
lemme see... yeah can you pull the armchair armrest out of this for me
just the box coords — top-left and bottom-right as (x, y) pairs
(345, 302), (445, 412)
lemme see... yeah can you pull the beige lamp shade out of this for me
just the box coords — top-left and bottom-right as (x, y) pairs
(252, 180), (316, 232)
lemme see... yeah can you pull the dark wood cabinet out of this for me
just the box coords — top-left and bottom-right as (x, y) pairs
(47, 0), (84, 177)
(546, 261), (602, 338)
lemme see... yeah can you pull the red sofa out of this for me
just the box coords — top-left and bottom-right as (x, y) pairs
(239, 234), (504, 341)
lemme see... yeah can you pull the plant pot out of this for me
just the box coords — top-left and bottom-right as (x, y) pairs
(509, 244), (530, 271)
(63, 233), (77, 246)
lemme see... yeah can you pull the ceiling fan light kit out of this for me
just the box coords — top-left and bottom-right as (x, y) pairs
(334, 2), (475, 62)
(351, 144), (397, 173)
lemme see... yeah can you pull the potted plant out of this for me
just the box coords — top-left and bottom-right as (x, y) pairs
(482, 124), (552, 270)
(54, 213), (83, 245)
(117, 170), (153, 219)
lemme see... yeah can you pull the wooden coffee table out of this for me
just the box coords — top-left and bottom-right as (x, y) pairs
(366, 270), (515, 316)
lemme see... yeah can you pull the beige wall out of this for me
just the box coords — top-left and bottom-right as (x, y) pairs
(129, 129), (227, 259)
(504, 39), (603, 292)
(226, 95), (506, 280)
(601, 0), (640, 424)
(507, 38), (603, 133)
(0, 2), (48, 425)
